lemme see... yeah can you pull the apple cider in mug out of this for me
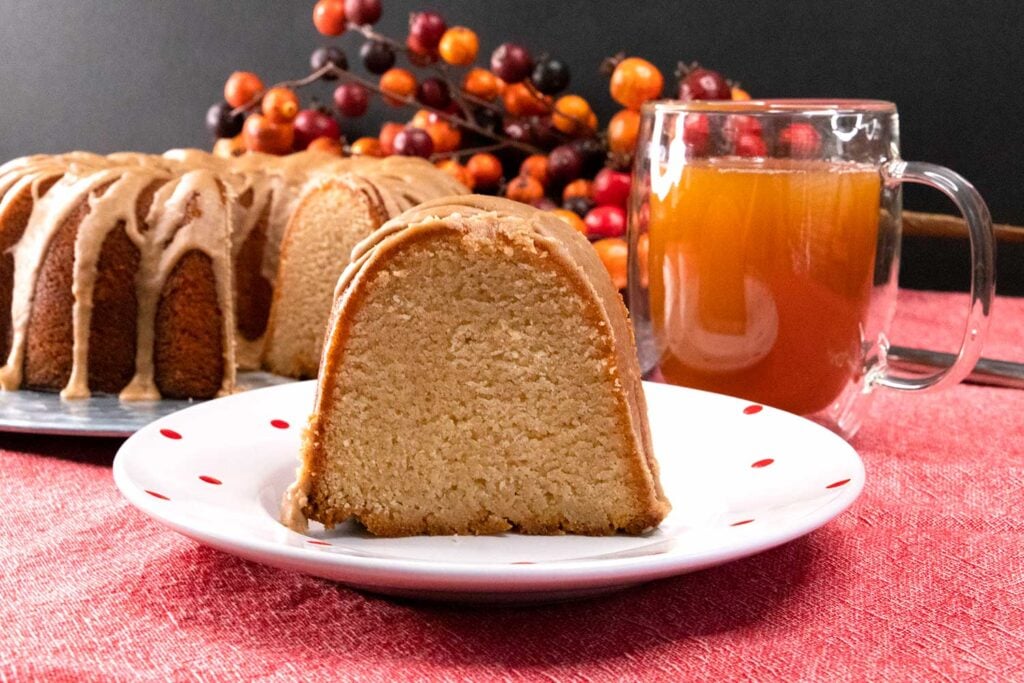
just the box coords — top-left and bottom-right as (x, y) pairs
(647, 159), (881, 415)
(629, 100), (994, 438)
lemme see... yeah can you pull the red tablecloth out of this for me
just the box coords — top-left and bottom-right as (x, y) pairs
(1, 290), (1022, 681)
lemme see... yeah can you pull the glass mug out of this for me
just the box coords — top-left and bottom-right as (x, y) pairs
(627, 100), (995, 438)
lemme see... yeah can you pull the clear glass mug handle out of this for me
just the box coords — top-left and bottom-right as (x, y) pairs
(877, 161), (996, 391)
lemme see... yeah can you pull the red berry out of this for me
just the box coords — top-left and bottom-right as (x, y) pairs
(679, 68), (731, 101)
(293, 109), (341, 150)
(333, 82), (369, 117)
(592, 168), (632, 209)
(778, 123), (821, 158)
(344, 0), (381, 25)
(584, 205), (627, 239)
(490, 43), (533, 84)
(683, 113), (710, 153)
(416, 78), (451, 109)
(408, 11), (446, 51)
(735, 132), (767, 157)
(392, 127), (434, 158)
(723, 114), (762, 142)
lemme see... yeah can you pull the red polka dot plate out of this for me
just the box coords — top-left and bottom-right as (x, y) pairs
(113, 380), (864, 603)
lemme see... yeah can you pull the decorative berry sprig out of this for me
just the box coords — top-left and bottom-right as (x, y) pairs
(206, 0), (755, 288)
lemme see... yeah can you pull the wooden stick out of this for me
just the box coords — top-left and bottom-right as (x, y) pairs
(902, 211), (1024, 243)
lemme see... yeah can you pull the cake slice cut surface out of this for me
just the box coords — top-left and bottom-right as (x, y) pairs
(283, 195), (669, 536)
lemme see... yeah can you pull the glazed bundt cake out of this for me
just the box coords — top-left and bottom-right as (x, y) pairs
(281, 195), (670, 536)
(262, 156), (469, 378)
(0, 149), (467, 399)
(0, 155), (235, 399)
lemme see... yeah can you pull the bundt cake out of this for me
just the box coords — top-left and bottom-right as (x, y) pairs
(262, 156), (469, 378)
(0, 155), (235, 399)
(281, 195), (670, 536)
(0, 149), (467, 399)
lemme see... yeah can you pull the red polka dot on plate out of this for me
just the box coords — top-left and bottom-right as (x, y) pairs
(199, 475), (222, 485)
(511, 561), (536, 565)
(159, 428), (182, 440)
(751, 458), (774, 468)
(145, 490), (169, 500)
(743, 404), (763, 415)
(730, 519), (754, 526)
(826, 478), (851, 489)
(307, 540), (332, 546)
(270, 419), (289, 429)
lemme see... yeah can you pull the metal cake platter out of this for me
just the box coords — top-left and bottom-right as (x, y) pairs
(0, 372), (296, 438)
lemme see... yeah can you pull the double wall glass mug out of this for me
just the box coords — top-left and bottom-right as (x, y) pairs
(627, 100), (995, 438)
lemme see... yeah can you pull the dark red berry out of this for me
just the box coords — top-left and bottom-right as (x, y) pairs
(293, 109), (341, 150)
(490, 43), (533, 84)
(679, 68), (731, 101)
(777, 123), (821, 158)
(503, 118), (535, 144)
(735, 132), (767, 157)
(360, 40), (395, 75)
(344, 0), (381, 25)
(392, 127), (434, 158)
(562, 195), (595, 218)
(572, 137), (607, 178)
(548, 144), (584, 185)
(311, 46), (348, 80)
(416, 77), (451, 109)
(333, 82), (369, 117)
(408, 11), (446, 51)
(531, 58), (570, 95)
(206, 101), (244, 138)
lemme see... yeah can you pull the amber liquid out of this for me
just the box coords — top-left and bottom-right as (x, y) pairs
(648, 159), (881, 415)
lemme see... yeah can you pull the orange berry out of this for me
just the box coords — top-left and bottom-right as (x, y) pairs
(504, 175), (545, 204)
(307, 137), (345, 155)
(409, 108), (433, 129)
(608, 109), (641, 155)
(261, 87), (300, 124)
(503, 82), (550, 117)
(424, 120), (461, 153)
(592, 237), (629, 290)
(435, 159), (475, 189)
(212, 134), (246, 158)
(313, 0), (347, 36)
(462, 68), (502, 100)
(243, 113), (294, 155)
(731, 86), (751, 100)
(552, 94), (594, 135)
(562, 179), (593, 201)
(610, 57), (663, 110)
(379, 68), (417, 105)
(224, 71), (264, 109)
(550, 208), (587, 234)
(438, 26), (479, 67)
(350, 136), (384, 157)
(519, 154), (549, 186)
(378, 122), (405, 155)
(466, 153), (503, 188)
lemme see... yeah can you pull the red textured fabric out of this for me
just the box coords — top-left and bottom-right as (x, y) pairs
(1, 290), (1022, 681)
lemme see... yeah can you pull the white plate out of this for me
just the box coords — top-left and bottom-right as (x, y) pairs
(0, 372), (294, 437)
(113, 380), (864, 603)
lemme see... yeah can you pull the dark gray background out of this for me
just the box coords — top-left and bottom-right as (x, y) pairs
(1, 1), (1020, 289)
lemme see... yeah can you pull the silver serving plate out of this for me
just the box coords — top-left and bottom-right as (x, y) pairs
(0, 372), (295, 437)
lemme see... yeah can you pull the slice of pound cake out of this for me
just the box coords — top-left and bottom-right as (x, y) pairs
(281, 195), (670, 536)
